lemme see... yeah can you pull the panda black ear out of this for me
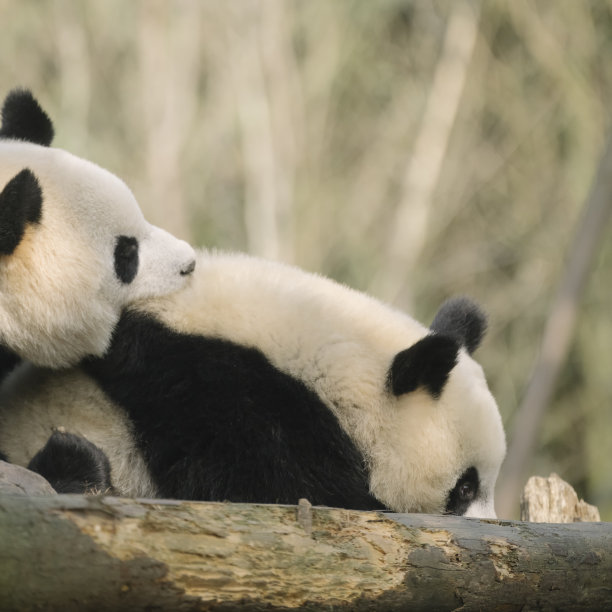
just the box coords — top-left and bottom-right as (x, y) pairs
(0, 89), (54, 146)
(387, 335), (459, 399)
(0, 169), (43, 255)
(430, 296), (487, 355)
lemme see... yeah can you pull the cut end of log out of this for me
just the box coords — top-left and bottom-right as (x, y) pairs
(520, 472), (601, 522)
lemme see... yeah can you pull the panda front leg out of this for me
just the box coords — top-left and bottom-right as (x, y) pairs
(26, 429), (114, 495)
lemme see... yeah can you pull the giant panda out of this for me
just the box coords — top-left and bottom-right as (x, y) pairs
(0, 250), (506, 517)
(0, 88), (196, 483)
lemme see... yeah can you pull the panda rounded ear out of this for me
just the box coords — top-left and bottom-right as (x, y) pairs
(387, 335), (459, 399)
(0, 89), (54, 146)
(0, 169), (43, 255)
(430, 296), (487, 355)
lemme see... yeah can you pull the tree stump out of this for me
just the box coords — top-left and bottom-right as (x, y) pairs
(521, 472), (601, 522)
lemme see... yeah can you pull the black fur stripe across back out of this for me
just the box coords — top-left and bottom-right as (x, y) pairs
(83, 311), (386, 510)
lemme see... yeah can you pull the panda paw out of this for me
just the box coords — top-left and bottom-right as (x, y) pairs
(27, 431), (114, 495)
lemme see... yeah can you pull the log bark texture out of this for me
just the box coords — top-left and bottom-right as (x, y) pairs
(0, 494), (610, 611)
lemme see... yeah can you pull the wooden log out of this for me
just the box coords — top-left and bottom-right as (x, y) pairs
(0, 494), (610, 611)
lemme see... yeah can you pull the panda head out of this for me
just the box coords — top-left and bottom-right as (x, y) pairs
(377, 297), (506, 518)
(0, 89), (196, 367)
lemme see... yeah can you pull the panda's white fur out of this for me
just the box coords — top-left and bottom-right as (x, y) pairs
(0, 89), (196, 367)
(0, 249), (506, 516)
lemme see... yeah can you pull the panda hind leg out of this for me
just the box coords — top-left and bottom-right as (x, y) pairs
(27, 430), (114, 495)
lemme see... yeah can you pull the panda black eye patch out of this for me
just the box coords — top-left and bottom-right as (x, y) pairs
(114, 236), (139, 284)
(445, 466), (479, 515)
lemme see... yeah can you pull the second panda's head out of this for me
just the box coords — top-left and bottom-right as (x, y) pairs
(0, 89), (196, 367)
(373, 297), (506, 518)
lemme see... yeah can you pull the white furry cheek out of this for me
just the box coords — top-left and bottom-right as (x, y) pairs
(463, 499), (497, 519)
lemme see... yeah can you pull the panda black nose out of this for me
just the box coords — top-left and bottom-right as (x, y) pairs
(180, 259), (196, 276)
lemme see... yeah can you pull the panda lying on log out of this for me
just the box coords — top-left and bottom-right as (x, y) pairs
(1, 245), (506, 517)
(0, 89), (196, 491)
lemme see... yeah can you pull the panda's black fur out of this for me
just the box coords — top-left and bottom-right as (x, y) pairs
(0, 91), (49, 266)
(82, 310), (386, 509)
(27, 430), (113, 495)
(0, 88), (54, 146)
(74, 295), (489, 512)
(0, 346), (20, 383)
(430, 296), (487, 355)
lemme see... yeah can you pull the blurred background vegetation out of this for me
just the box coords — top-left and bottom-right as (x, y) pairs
(1, 0), (611, 520)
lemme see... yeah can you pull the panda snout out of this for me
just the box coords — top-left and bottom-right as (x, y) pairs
(180, 258), (196, 276)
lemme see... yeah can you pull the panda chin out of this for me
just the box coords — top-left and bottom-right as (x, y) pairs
(0, 296), (117, 368)
(462, 499), (497, 519)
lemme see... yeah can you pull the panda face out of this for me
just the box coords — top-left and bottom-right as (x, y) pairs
(366, 299), (505, 517)
(0, 89), (196, 367)
(371, 351), (505, 517)
(43, 146), (196, 303)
